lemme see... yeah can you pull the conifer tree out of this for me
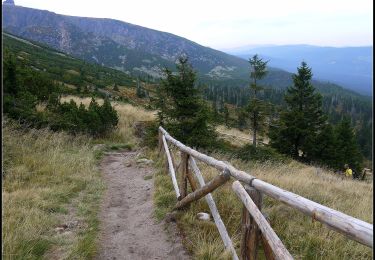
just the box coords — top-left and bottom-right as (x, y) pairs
(247, 54), (268, 147)
(310, 123), (338, 168)
(269, 62), (326, 159)
(154, 56), (216, 148)
(334, 117), (363, 173)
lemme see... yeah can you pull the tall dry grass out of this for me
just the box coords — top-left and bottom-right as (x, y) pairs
(151, 137), (373, 259)
(2, 119), (104, 259)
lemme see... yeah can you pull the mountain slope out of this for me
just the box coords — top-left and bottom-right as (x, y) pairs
(3, 32), (136, 89)
(2, 4), (371, 99)
(226, 45), (373, 96)
(2, 4), (250, 79)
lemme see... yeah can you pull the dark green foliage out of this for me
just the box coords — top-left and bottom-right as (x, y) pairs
(3, 49), (118, 137)
(136, 78), (147, 98)
(269, 62), (326, 159)
(236, 108), (248, 131)
(334, 117), (363, 173)
(141, 121), (160, 148)
(310, 124), (338, 168)
(154, 56), (216, 148)
(246, 55), (270, 147)
(236, 144), (289, 163)
(201, 79), (372, 161)
(3, 32), (136, 91)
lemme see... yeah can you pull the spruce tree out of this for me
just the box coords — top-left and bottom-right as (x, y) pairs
(311, 123), (338, 168)
(247, 54), (268, 147)
(269, 62), (326, 159)
(154, 56), (216, 148)
(334, 117), (363, 173)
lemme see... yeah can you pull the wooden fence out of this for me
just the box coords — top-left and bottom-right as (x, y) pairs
(158, 126), (373, 259)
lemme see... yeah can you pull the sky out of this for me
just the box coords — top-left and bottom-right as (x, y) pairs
(5, 0), (373, 50)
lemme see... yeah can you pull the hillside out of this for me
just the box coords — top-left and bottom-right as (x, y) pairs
(2, 4), (250, 80)
(3, 30), (372, 161)
(226, 44), (372, 96)
(2, 32), (136, 89)
(2, 3), (371, 99)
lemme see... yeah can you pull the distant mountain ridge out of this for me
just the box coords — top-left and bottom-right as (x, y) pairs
(2, 4), (252, 80)
(2, 4), (371, 98)
(226, 44), (373, 96)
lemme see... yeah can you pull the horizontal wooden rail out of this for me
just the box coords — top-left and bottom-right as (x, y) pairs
(159, 126), (373, 248)
(233, 181), (293, 260)
(162, 134), (180, 199)
(189, 157), (239, 260)
(174, 168), (230, 210)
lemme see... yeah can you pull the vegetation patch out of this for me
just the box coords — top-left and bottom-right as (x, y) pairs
(2, 120), (105, 259)
(236, 144), (290, 163)
(152, 147), (372, 259)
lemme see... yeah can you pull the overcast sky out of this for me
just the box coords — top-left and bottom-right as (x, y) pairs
(6, 0), (373, 49)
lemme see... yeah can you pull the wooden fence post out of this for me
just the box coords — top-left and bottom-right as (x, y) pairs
(180, 152), (188, 199)
(261, 213), (275, 260)
(158, 130), (163, 154)
(241, 185), (263, 260)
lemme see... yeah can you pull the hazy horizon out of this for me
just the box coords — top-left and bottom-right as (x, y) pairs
(3, 0), (373, 49)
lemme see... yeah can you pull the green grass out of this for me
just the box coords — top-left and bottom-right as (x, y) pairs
(2, 120), (105, 259)
(150, 147), (373, 260)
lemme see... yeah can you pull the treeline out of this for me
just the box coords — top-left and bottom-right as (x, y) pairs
(3, 32), (136, 89)
(3, 51), (118, 137)
(201, 75), (372, 161)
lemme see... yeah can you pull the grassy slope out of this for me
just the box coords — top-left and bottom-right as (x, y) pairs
(2, 120), (104, 259)
(151, 126), (373, 259)
(2, 100), (155, 259)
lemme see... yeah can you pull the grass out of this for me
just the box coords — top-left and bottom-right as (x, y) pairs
(3, 97), (372, 259)
(151, 126), (373, 259)
(2, 98), (156, 259)
(2, 119), (105, 259)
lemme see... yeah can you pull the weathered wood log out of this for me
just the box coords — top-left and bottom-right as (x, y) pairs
(189, 157), (239, 260)
(158, 130), (163, 154)
(180, 152), (188, 199)
(162, 134), (180, 199)
(159, 126), (373, 247)
(241, 185), (263, 260)
(261, 233), (275, 260)
(174, 168), (230, 210)
(186, 169), (198, 192)
(180, 152), (198, 192)
(233, 181), (293, 260)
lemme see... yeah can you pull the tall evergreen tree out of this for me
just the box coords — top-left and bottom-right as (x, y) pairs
(247, 54), (269, 147)
(154, 56), (216, 148)
(334, 117), (363, 173)
(310, 123), (338, 168)
(269, 62), (326, 159)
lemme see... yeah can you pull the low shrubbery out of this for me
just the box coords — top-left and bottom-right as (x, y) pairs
(3, 52), (118, 137)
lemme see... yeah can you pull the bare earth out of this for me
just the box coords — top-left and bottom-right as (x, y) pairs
(96, 150), (190, 260)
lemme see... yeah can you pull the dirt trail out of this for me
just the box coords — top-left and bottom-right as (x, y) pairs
(96, 150), (190, 260)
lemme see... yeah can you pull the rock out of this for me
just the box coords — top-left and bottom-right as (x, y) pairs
(55, 224), (68, 233)
(136, 158), (153, 165)
(93, 144), (105, 151)
(196, 212), (211, 221)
